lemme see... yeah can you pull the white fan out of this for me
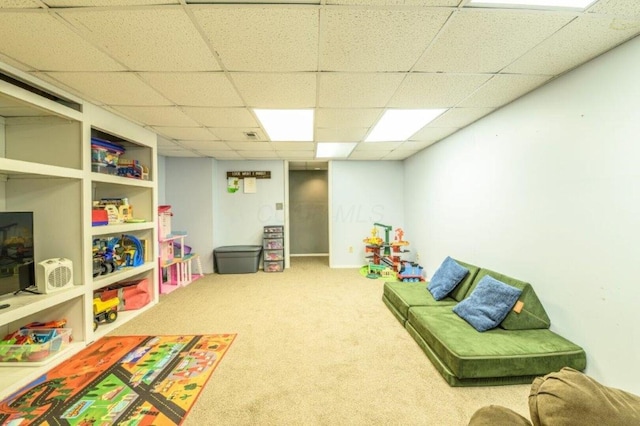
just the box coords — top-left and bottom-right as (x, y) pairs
(36, 258), (74, 294)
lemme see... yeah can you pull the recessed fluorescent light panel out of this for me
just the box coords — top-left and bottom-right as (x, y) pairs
(465, 0), (596, 11)
(254, 109), (314, 142)
(316, 143), (357, 159)
(365, 109), (446, 142)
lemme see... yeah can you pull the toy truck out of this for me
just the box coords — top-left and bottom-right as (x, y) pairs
(93, 296), (119, 331)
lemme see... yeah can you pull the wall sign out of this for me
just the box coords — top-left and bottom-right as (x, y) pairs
(227, 171), (271, 179)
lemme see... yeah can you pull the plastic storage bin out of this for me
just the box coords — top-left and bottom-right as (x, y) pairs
(264, 260), (284, 272)
(214, 245), (263, 274)
(0, 328), (72, 363)
(91, 137), (125, 173)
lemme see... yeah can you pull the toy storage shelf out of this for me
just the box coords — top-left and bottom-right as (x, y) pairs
(0, 61), (159, 399)
(92, 261), (156, 291)
(92, 221), (154, 236)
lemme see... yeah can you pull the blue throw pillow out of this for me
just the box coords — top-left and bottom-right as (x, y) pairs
(453, 276), (523, 332)
(427, 257), (469, 301)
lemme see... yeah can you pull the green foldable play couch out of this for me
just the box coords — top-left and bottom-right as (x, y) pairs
(382, 261), (586, 387)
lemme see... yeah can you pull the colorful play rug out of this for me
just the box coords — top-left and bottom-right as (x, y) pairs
(0, 334), (236, 425)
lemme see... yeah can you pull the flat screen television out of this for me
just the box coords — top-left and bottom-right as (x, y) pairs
(0, 211), (35, 297)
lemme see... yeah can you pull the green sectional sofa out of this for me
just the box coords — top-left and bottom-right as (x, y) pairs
(382, 260), (586, 387)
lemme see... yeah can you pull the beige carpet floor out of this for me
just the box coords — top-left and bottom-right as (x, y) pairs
(110, 256), (530, 425)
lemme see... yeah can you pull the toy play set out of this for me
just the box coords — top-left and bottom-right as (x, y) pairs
(363, 222), (424, 282)
(91, 137), (149, 180)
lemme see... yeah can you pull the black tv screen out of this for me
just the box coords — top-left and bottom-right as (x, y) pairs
(0, 211), (34, 297)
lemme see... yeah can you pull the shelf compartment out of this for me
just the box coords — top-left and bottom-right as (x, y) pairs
(92, 261), (155, 291)
(0, 285), (85, 329)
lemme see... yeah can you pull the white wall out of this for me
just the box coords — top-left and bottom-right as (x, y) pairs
(330, 161), (405, 267)
(157, 155), (166, 205)
(213, 160), (285, 248)
(404, 36), (640, 393)
(164, 157), (215, 273)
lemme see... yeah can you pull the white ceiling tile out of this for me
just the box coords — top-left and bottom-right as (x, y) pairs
(316, 108), (382, 128)
(181, 107), (258, 127)
(44, 0), (179, 6)
(44, 72), (169, 105)
(321, 8), (451, 71)
(349, 151), (390, 160)
(459, 74), (551, 108)
(271, 142), (315, 151)
(139, 72), (243, 107)
(409, 126), (459, 141)
(398, 141), (435, 150)
(0, 13), (124, 71)
(316, 127), (368, 142)
(229, 142), (275, 151)
(231, 73), (316, 108)
(157, 136), (178, 147)
(59, 8), (219, 71)
(112, 106), (199, 126)
(151, 126), (219, 141)
(504, 16), (640, 76)
(277, 151), (315, 159)
(356, 142), (403, 151)
(384, 150), (416, 160)
(239, 151), (279, 159)
(0, 0), (40, 7)
(430, 107), (495, 127)
(415, 10), (573, 73)
(318, 73), (405, 107)
(179, 141), (231, 150)
(192, 7), (318, 72)
(327, 0), (459, 4)
(389, 73), (492, 108)
(210, 127), (265, 141)
(588, 0), (640, 18)
(158, 149), (200, 157)
(196, 150), (242, 159)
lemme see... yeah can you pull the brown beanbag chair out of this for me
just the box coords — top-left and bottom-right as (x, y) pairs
(529, 367), (640, 426)
(468, 405), (532, 425)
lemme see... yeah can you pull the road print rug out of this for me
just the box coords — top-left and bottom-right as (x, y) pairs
(0, 334), (236, 425)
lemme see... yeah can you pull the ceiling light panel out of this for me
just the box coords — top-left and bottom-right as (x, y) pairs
(320, 8), (451, 71)
(192, 8), (318, 72)
(465, 0), (596, 11)
(365, 109), (447, 142)
(254, 109), (314, 142)
(316, 143), (357, 158)
(414, 10), (572, 73)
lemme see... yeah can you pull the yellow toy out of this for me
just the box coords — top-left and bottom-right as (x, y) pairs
(363, 227), (383, 246)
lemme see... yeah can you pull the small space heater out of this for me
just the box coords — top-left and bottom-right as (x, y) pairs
(36, 258), (74, 294)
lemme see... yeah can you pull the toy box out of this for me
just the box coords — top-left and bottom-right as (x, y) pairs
(0, 328), (72, 363)
(214, 245), (262, 274)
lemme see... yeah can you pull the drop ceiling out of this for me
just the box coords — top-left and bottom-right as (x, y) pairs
(0, 0), (639, 161)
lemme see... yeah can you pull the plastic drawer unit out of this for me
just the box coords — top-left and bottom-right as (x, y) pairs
(213, 245), (263, 274)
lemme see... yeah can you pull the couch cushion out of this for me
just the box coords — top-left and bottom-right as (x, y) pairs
(448, 260), (480, 302)
(408, 307), (586, 380)
(470, 269), (551, 330)
(529, 367), (640, 426)
(427, 256), (470, 300)
(383, 281), (456, 322)
(453, 275), (522, 332)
